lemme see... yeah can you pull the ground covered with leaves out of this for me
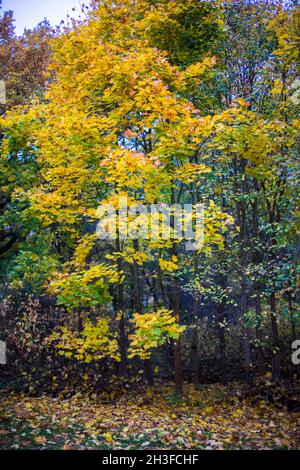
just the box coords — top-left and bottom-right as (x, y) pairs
(0, 383), (299, 450)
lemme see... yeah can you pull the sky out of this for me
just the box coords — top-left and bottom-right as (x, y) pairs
(2, 0), (89, 35)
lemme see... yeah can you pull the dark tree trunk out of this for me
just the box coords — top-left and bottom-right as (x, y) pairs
(251, 194), (265, 377)
(172, 279), (183, 394)
(171, 186), (183, 394)
(241, 268), (253, 386)
(254, 292), (265, 376)
(288, 292), (296, 342)
(219, 271), (229, 384)
(236, 159), (253, 386)
(190, 255), (200, 389)
(116, 233), (128, 377)
(218, 320), (228, 385)
(133, 239), (154, 386)
(191, 327), (200, 389)
(269, 292), (281, 382)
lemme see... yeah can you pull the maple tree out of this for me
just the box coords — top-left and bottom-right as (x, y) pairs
(2, 0), (231, 391)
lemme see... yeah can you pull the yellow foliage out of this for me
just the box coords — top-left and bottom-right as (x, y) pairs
(159, 257), (179, 272)
(129, 308), (185, 360)
(49, 318), (120, 363)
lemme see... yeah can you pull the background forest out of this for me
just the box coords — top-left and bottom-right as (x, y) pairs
(0, 0), (299, 451)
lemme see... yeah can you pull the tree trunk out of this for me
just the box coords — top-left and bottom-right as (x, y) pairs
(190, 255), (200, 389)
(190, 327), (200, 389)
(218, 272), (228, 385)
(241, 272), (253, 386)
(254, 292), (265, 376)
(251, 194), (265, 377)
(218, 321), (228, 385)
(133, 239), (154, 386)
(269, 292), (281, 382)
(116, 232), (127, 377)
(173, 281), (183, 394)
(171, 186), (183, 394)
(288, 292), (296, 342)
(237, 161), (253, 387)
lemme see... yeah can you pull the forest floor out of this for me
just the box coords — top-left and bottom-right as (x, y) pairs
(0, 382), (299, 450)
